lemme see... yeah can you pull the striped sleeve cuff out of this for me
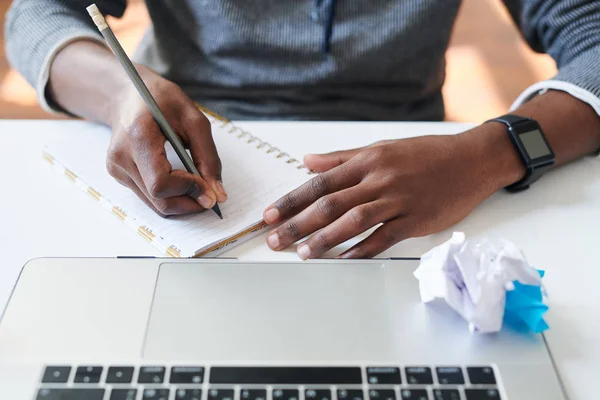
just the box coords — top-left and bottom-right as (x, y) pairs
(4, 2), (108, 115)
(510, 45), (600, 118)
(510, 79), (600, 117)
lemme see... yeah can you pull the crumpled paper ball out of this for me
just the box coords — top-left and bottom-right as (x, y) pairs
(413, 232), (548, 334)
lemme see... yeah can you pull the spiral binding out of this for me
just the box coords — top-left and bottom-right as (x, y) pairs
(199, 108), (315, 175)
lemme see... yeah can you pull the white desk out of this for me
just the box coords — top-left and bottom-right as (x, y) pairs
(1, 120), (599, 399)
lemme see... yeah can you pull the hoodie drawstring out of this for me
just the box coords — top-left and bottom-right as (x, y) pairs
(313, 0), (338, 54)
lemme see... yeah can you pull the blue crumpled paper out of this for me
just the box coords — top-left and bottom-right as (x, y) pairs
(504, 270), (549, 333)
(414, 232), (549, 334)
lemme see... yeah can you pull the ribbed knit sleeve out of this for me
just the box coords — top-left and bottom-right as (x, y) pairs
(504, 0), (600, 116)
(4, 0), (126, 113)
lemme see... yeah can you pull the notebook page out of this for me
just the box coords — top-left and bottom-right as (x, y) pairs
(45, 121), (311, 256)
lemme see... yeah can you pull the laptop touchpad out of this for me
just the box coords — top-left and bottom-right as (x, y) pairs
(143, 262), (395, 361)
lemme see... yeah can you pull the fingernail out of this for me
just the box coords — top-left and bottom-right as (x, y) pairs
(339, 249), (357, 259)
(297, 243), (311, 260)
(217, 181), (227, 196)
(264, 208), (280, 224)
(267, 232), (280, 250)
(197, 194), (215, 209)
(213, 181), (228, 202)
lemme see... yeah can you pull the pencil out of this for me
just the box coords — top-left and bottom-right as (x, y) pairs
(86, 3), (223, 219)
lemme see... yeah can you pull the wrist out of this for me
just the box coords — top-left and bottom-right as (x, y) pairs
(459, 122), (526, 193)
(110, 64), (157, 126)
(48, 40), (132, 125)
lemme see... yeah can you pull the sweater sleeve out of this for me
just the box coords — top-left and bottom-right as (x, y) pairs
(4, 0), (127, 114)
(502, 0), (600, 116)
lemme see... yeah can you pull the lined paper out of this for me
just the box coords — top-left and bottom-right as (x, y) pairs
(45, 121), (311, 256)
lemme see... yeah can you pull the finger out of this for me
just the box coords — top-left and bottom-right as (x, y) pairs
(182, 109), (227, 202)
(124, 162), (208, 216)
(266, 185), (373, 251)
(303, 148), (361, 172)
(303, 140), (394, 172)
(129, 124), (217, 209)
(296, 200), (400, 260)
(107, 162), (165, 215)
(338, 217), (415, 259)
(263, 164), (362, 225)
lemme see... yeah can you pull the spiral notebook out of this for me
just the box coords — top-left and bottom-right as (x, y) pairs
(43, 109), (312, 257)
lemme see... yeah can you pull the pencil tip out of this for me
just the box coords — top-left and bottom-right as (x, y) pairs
(213, 204), (223, 219)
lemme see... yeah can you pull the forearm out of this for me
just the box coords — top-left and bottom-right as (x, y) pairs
(4, 0), (126, 116)
(48, 40), (131, 125)
(485, 0), (600, 188)
(465, 91), (600, 191)
(512, 91), (600, 166)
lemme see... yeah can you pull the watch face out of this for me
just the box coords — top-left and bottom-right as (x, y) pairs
(519, 129), (552, 159)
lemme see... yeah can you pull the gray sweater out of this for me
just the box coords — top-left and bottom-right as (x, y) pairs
(5, 0), (600, 121)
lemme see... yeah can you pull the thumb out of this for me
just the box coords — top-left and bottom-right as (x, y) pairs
(182, 109), (227, 203)
(303, 148), (362, 172)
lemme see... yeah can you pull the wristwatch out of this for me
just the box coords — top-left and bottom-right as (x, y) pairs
(486, 114), (555, 192)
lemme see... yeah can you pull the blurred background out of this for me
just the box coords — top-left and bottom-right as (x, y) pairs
(0, 0), (556, 122)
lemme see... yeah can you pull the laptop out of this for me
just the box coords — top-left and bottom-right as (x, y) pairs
(0, 257), (566, 400)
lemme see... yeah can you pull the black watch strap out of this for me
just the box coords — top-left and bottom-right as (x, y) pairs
(505, 158), (553, 192)
(489, 114), (532, 126)
(486, 114), (555, 192)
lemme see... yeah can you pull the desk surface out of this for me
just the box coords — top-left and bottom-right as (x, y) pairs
(1, 120), (599, 399)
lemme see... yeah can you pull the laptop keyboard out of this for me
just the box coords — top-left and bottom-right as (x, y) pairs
(36, 365), (502, 400)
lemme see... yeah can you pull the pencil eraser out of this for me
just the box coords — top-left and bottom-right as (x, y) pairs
(86, 3), (108, 31)
(86, 3), (100, 16)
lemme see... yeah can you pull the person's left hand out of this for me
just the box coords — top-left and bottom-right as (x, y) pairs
(262, 128), (523, 259)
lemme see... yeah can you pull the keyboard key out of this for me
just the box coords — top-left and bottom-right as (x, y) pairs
(433, 389), (460, 400)
(338, 389), (365, 400)
(143, 388), (170, 400)
(210, 367), (362, 384)
(305, 389), (332, 400)
(435, 367), (464, 384)
(400, 389), (429, 400)
(138, 366), (166, 384)
(368, 389), (396, 400)
(405, 367), (433, 384)
(106, 367), (134, 384)
(41, 366), (71, 383)
(367, 367), (402, 384)
(466, 367), (496, 384)
(170, 366), (205, 383)
(37, 388), (105, 400)
(242, 389), (267, 400)
(273, 389), (300, 400)
(74, 366), (103, 383)
(176, 388), (203, 400)
(465, 389), (501, 400)
(209, 388), (235, 400)
(110, 388), (138, 400)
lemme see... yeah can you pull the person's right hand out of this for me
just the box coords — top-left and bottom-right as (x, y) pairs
(106, 65), (227, 217)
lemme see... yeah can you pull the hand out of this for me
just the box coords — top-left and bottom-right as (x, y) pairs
(106, 65), (227, 217)
(263, 127), (523, 259)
